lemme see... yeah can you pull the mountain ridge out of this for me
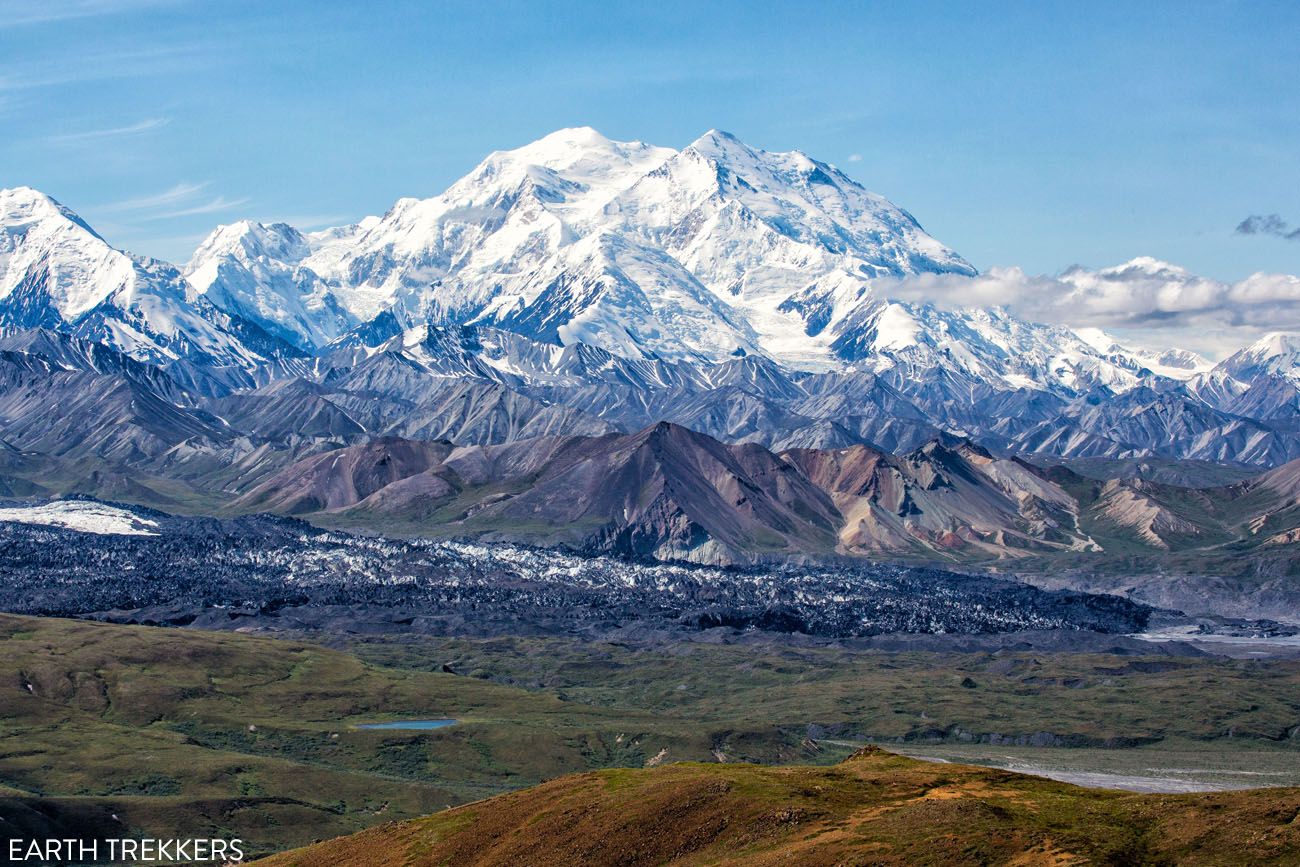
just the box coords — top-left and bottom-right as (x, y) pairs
(228, 421), (1300, 576)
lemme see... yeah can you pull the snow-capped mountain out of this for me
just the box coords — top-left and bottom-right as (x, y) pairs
(1186, 332), (1300, 423)
(609, 129), (977, 366)
(825, 303), (1167, 395)
(0, 187), (270, 368)
(185, 127), (1195, 399)
(4, 128), (1299, 472)
(1219, 333), (1300, 385)
(189, 128), (983, 367)
(1072, 327), (1212, 382)
(185, 218), (370, 352)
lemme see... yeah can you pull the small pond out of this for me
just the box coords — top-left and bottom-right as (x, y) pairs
(355, 719), (457, 730)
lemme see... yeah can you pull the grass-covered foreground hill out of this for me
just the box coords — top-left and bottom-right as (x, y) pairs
(255, 747), (1300, 866)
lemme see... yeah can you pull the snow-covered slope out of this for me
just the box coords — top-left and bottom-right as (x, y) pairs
(1073, 327), (1212, 382)
(1187, 332), (1300, 422)
(1219, 332), (1300, 385)
(175, 130), (1213, 396)
(186, 218), (371, 351)
(198, 128), (982, 367)
(302, 127), (679, 326)
(0, 186), (267, 367)
(608, 130), (977, 366)
(830, 304), (1159, 394)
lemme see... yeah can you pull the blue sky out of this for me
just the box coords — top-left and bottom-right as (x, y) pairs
(3, 0), (1298, 283)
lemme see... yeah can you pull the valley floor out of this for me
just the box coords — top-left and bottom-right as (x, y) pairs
(889, 743), (1300, 793)
(3, 614), (1300, 861)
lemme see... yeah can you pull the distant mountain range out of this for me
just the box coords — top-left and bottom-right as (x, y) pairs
(2, 129), (1298, 572)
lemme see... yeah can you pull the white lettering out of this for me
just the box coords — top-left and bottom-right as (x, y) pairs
(8, 837), (245, 863)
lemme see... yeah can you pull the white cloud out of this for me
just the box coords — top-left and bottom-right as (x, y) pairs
(0, 0), (184, 28)
(100, 181), (210, 212)
(148, 195), (251, 219)
(875, 257), (1300, 359)
(48, 117), (169, 144)
(96, 182), (250, 225)
(847, 153), (863, 162)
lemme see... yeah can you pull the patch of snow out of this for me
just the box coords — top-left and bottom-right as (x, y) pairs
(0, 501), (160, 536)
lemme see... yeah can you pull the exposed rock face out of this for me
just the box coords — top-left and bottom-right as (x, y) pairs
(238, 423), (843, 564)
(229, 422), (1300, 570)
(1087, 479), (1210, 550)
(784, 442), (1087, 557)
(234, 438), (456, 514)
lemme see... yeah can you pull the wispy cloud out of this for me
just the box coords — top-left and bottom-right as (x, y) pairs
(101, 181), (210, 212)
(846, 153), (863, 163)
(149, 195), (250, 220)
(1236, 213), (1300, 242)
(0, 45), (203, 92)
(97, 182), (250, 221)
(0, 0), (183, 28)
(48, 116), (169, 144)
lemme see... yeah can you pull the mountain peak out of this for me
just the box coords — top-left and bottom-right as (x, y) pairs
(1098, 256), (1195, 280)
(1220, 330), (1300, 380)
(1, 185), (61, 208)
(684, 128), (763, 164)
(189, 219), (308, 268)
(0, 185), (104, 242)
(480, 127), (673, 180)
(683, 131), (832, 181)
(1249, 332), (1300, 356)
(0, 188), (265, 366)
(529, 125), (615, 147)
(691, 128), (744, 147)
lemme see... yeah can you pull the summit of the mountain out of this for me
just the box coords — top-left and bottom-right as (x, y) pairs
(187, 219), (360, 352)
(1221, 332), (1300, 384)
(0, 186), (267, 367)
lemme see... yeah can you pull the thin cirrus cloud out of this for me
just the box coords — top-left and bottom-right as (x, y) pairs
(98, 182), (249, 221)
(0, 0), (183, 29)
(1236, 214), (1300, 242)
(149, 195), (251, 220)
(0, 45), (206, 94)
(873, 258), (1300, 358)
(48, 117), (169, 144)
(100, 182), (210, 212)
